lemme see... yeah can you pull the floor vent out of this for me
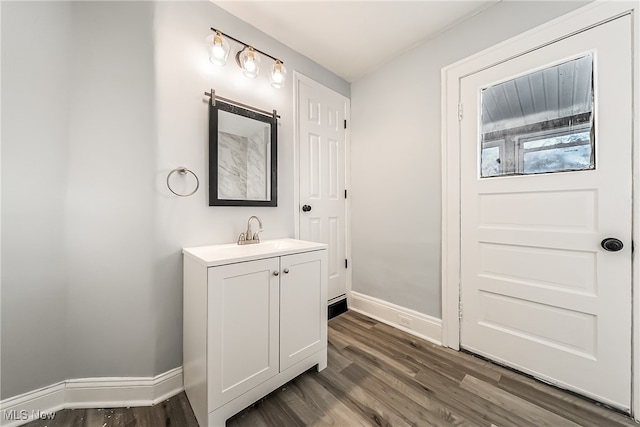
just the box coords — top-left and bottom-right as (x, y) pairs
(328, 298), (348, 320)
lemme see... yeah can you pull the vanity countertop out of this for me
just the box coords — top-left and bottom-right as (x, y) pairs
(183, 238), (327, 267)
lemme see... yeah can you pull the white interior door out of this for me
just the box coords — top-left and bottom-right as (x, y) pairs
(297, 75), (349, 302)
(460, 15), (632, 410)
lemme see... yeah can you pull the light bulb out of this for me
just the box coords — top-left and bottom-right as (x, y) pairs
(239, 47), (260, 79)
(207, 31), (230, 66)
(211, 44), (225, 59)
(270, 60), (287, 89)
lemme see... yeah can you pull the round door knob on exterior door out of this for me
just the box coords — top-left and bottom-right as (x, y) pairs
(601, 238), (624, 252)
(302, 205), (312, 212)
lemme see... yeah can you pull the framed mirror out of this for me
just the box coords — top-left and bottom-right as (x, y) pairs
(209, 100), (277, 206)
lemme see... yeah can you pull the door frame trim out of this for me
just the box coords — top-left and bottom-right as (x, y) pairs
(293, 71), (352, 302)
(440, 0), (639, 416)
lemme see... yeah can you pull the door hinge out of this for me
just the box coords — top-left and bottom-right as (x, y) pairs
(344, 189), (348, 199)
(344, 119), (347, 129)
(345, 259), (348, 269)
(458, 103), (463, 121)
(458, 301), (463, 320)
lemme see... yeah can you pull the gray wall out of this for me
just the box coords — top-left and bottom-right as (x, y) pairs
(1, 0), (349, 399)
(1, 1), (72, 397)
(350, 1), (590, 318)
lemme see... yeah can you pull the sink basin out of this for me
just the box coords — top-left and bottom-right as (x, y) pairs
(247, 239), (301, 251)
(183, 238), (327, 267)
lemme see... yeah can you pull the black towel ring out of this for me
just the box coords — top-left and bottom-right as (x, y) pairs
(167, 167), (199, 197)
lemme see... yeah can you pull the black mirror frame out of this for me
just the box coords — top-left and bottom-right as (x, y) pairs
(209, 100), (277, 207)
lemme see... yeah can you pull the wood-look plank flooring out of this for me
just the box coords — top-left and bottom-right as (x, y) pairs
(23, 311), (637, 426)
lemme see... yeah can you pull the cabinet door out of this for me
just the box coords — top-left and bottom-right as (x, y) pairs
(280, 250), (327, 371)
(208, 258), (280, 410)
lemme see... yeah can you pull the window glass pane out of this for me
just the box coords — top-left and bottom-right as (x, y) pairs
(481, 145), (501, 177)
(480, 54), (594, 177)
(522, 130), (590, 150)
(523, 144), (591, 174)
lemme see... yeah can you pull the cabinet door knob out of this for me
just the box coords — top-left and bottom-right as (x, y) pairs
(273, 271), (279, 276)
(283, 268), (290, 274)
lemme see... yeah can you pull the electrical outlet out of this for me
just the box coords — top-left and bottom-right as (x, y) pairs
(398, 315), (412, 329)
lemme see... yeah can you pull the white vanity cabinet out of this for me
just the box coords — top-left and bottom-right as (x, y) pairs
(183, 239), (327, 427)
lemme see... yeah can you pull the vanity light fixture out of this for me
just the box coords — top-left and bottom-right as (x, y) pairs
(208, 27), (287, 88)
(207, 30), (230, 66)
(237, 46), (260, 79)
(270, 60), (287, 89)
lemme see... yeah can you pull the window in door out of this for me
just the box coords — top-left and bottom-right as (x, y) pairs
(480, 54), (594, 178)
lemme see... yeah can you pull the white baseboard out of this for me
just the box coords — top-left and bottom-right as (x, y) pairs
(0, 383), (65, 427)
(0, 367), (183, 427)
(349, 291), (443, 346)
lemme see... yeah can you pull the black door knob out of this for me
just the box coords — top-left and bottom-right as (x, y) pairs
(601, 238), (624, 252)
(302, 205), (312, 212)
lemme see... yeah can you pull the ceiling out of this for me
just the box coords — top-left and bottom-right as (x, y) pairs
(482, 54), (593, 134)
(213, 1), (500, 82)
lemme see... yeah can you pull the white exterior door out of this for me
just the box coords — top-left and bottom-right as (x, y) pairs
(297, 75), (349, 302)
(460, 15), (632, 410)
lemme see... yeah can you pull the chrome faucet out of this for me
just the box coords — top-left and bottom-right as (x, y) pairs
(237, 215), (263, 245)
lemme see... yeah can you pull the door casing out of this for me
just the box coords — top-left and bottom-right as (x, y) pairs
(441, 0), (640, 417)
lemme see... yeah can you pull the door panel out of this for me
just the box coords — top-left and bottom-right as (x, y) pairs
(298, 78), (348, 301)
(460, 15), (632, 410)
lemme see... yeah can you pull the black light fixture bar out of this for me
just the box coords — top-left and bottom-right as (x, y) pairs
(210, 27), (283, 64)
